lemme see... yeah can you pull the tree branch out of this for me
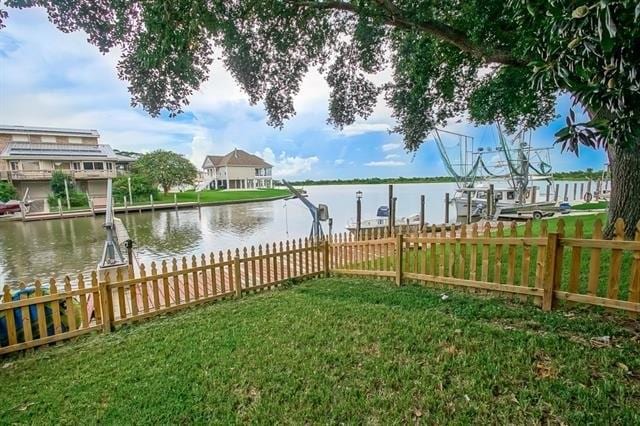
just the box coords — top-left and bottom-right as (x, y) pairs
(294, 0), (525, 67)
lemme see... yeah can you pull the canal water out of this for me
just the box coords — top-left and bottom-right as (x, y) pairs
(0, 181), (590, 285)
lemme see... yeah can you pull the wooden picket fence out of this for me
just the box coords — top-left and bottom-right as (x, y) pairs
(1, 216), (639, 355)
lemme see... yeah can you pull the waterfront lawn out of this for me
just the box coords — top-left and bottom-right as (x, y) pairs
(113, 188), (291, 206)
(155, 188), (290, 204)
(1, 278), (639, 424)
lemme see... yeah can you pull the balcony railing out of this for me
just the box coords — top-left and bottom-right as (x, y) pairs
(8, 169), (120, 180)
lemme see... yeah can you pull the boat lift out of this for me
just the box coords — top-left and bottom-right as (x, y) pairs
(98, 179), (127, 268)
(281, 180), (329, 240)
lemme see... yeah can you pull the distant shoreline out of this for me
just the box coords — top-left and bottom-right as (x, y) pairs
(287, 171), (605, 187)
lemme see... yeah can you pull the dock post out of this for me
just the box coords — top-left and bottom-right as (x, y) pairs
(197, 192), (201, 210)
(127, 176), (133, 206)
(58, 198), (63, 217)
(531, 186), (537, 204)
(419, 195), (425, 233)
(89, 198), (95, 216)
(546, 184), (551, 202)
(488, 184), (495, 218)
(124, 197), (128, 214)
(573, 183), (577, 200)
(19, 201), (26, 220)
(596, 179), (602, 197)
(444, 193), (450, 224)
(328, 218), (333, 236)
(387, 184), (393, 236)
(356, 194), (362, 240)
(150, 194), (154, 212)
(466, 190), (472, 225)
(554, 183), (560, 202)
(64, 178), (71, 210)
(580, 182), (584, 200)
(563, 183), (569, 201)
(391, 197), (397, 235)
(174, 193), (178, 211)
(587, 179), (592, 195)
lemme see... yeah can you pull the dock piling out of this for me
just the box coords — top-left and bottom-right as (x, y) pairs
(466, 190), (472, 225)
(444, 193), (450, 224)
(419, 195), (425, 232)
(57, 198), (62, 217)
(546, 184), (551, 202)
(387, 185), (393, 236)
(554, 183), (560, 202)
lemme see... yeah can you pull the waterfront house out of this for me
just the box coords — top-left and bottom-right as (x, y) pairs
(0, 125), (133, 200)
(202, 148), (273, 189)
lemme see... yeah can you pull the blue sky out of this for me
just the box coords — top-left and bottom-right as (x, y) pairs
(0, 7), (607, 180)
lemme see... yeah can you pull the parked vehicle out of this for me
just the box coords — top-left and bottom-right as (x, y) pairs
(0, 200), (21, 215)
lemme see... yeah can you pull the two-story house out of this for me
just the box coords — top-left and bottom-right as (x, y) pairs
(202, 148), (273, 190)
(0, 125), (133, 200)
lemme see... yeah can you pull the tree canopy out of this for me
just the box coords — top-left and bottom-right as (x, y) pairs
(4, 1), (637, 151)
(3, 0), (639, 234)
(132, 150), (198, 194)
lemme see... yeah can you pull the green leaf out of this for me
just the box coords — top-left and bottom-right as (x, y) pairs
(604, 7), (617, 37)
(554, 127), (571, 139)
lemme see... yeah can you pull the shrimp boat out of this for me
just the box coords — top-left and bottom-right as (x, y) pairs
(433, 125), (557, 221)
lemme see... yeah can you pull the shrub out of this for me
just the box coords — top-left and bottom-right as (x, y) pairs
(112, 174), (158, 202)
(48, 191), (88, 209)
(50, 170), (71, 198)
(0, 181), (18, 202)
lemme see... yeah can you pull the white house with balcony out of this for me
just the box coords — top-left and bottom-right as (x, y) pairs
(202, 148), (273, 190)
(0, 125), (133, 200)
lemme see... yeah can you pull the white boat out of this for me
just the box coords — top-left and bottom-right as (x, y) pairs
(345, 206), (421, 232)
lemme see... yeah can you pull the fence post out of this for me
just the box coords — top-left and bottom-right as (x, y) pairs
(395, 233), (403, 286)
(99, 273), (112, 333)
(542, 232), (559, 311)
(323, 239), (330, 277)
(234, 255), (242, 297)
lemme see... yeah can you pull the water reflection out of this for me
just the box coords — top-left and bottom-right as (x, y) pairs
(2, 182), (522, 284)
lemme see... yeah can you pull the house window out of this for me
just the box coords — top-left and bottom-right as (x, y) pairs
(106, 162), (113, 170)
(72, 162), (81, 171)
(83, 162), (94, 170)
(94, 162), (104, 170)
(10, 161), (19, 171)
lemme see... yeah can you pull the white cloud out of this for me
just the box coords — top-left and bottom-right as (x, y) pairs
(339, 122), (390, 136)
(382, 142), (403, 152)
(385, 153), (400, 160)
(334, 159), (345, 165)
(365, 160), (406, 167)
(256, 148), (320, 178)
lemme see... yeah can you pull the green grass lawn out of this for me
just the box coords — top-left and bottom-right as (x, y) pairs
(572, 201), (609, 211)
(1, 278), (639, 424)
(115, 188), (290, 206)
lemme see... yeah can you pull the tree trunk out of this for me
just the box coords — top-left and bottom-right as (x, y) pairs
(604, 143), (640, 239)
(163, 185), (169, 195)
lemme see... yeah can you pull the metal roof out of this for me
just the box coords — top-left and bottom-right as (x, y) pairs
(0, 125), (99, 138)
(0, 142), (117, 160)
